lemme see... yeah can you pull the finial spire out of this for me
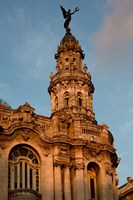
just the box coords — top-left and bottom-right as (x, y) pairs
(60, 5), (79, 33)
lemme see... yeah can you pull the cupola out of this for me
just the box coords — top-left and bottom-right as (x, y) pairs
(48, 31), (96, 123)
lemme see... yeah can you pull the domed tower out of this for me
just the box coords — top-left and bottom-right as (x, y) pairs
(0, 7), (120, 200)
(48, 32), (96, 123)
(48, 30), (119, 200)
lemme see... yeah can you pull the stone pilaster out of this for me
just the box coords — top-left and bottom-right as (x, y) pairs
(54, 163), (62, 200)
(64, 166), (71, 200)
(0, 149), (8, 200)
(105, 162), (114, 199)
(74, 163), (85, 200)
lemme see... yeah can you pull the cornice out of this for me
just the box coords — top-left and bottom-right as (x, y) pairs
(52, 135), (71, 144)
(53, 159), (72, 168)
(0, 124), (52, 145)
(48, 74), (94, 93)
(8, 188), (42, 199)
(51, 107), (96, 123)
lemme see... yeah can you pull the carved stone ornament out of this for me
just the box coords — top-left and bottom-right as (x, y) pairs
(42, 148), (50, 157)
(22, 129), (31, 141)
(59, 144), (69, 155)
(0, 141), (7, 149)
(83, 147), (104, 162)
(15, 129), (31, 142)
(58, 121), (68, 135)
(57, 113), (72, 135)
(105, 162), (112, 176)
(50, 72), (54, 79)
(106, 167), (112, 176)
(96, 153), (104, 162)
(22, 134), (30, 141)
(73, 163), (85, 170)
(115, 178), (119, 186)
(53, 160), (71, 168)
(0, 102), (51, 139)
(83, 149), (90, 159)
(59, 113), (72, 123)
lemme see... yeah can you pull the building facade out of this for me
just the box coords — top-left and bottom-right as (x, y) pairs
(0, 31), (119, 200)
(118, 177), (133, 200)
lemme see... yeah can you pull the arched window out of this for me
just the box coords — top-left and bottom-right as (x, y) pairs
(77, 92), (82, 107)
(8, 145), (40, 192)
(64, 57), (70, 70)
(64, 92), (70, 107)
(87, 162), (100, 200)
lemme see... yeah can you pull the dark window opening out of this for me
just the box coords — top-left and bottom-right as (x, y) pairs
(20, 162), (22, 188)
(90, 178), (95, 198)
(14, 166), (17, 189)
(55, 97), (58, 109)
(77, 98), (82, 106)
(30, 168), (33, 189)
(64, 98), (69, 107)
(64, 92), (70, 107)
(25, 163), (27, 188)
(77, 92), (82, 107)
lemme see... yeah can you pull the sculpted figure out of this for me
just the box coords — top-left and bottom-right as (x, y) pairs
(60, 5), (79, 33)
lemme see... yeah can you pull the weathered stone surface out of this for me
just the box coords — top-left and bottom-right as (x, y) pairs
(0, 32), (119, 200)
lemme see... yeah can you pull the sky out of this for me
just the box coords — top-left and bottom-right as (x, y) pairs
(0, 0), (133, 186)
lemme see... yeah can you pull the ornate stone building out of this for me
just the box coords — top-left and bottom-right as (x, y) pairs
(118, 177), (133, 200)
(0, 31), (119, 200)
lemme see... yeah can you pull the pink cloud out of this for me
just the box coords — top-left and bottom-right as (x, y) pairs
(92, 0), (133, 74)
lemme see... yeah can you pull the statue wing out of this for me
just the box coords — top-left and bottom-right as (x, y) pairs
(60, 5), (67, 18)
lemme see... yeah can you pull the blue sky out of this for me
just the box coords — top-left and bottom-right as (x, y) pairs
(0, 0), (133, 186)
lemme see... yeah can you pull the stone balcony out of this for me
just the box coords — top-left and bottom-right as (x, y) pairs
(8, 189), (42, 200)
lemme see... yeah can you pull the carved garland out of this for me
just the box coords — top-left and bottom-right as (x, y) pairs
(73, 163), (85, 170)
(83, 147), (104, 162)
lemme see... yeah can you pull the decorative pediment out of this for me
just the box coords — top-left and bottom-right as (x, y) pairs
(0, 123), (52, 146)
(0, 102), (52, 139)
(18, 102), (35, 114)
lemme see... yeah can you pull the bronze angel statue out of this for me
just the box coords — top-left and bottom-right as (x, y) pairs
(60, 5), (79, 33)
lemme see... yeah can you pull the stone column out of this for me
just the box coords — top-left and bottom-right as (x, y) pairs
(75, 163), (85, 200)
(54, 162), (62, 200)
(64, 166), (71, 200)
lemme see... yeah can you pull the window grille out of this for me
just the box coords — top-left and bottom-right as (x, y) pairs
(8, 145), (40, 192)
